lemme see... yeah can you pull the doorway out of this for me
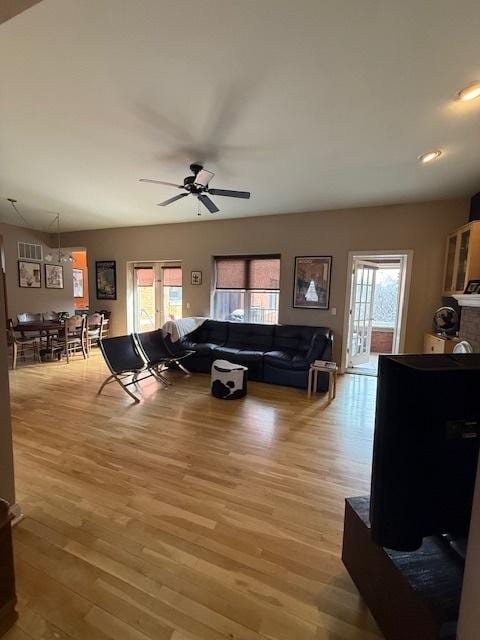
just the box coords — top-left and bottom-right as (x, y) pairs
(132, 263), (182, 333)
(343, 251), (412, 376)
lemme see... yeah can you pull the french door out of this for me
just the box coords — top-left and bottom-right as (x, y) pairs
(133, 264), (182, 333)
(348, 260), (378, 367)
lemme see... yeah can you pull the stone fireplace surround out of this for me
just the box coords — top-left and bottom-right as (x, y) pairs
(454, 295), (480, 352)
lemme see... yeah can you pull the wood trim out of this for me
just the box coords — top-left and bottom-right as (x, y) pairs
(0, 0), (43, 25)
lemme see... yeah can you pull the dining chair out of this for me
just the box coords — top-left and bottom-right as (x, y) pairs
(53, 316), (87, 363)
(86, 313), (104, 353)
(6, 319), (40, 369)
(100, 317), (110, 340)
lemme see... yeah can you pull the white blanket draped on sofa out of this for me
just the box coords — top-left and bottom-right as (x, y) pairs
(162, 317), (208, 342)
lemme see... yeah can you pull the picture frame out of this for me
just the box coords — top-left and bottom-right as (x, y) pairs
(45, 264), (64, 289)
(73, 268), (84, 298)
(18, 261), (41, 288)
(191, 270), (202, 285)
(96, 260), (117, 300)
(464, 279), (480, 294)
(293, 256), (332, 310)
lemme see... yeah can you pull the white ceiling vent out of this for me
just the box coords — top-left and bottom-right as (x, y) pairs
(17, 241), (43, 261)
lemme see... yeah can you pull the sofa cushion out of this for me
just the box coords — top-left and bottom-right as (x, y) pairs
(264, 349), (311, 371)
(213, 346), (241, 359)
(188, 320), (229, 345)
(182, 341), (219, 357)
(272, 325), (317, 353)
(226, 323), (274, 350)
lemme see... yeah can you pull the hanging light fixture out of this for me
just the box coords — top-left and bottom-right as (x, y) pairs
(44, 213), (73, 263)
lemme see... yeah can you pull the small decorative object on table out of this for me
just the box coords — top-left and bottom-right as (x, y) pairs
(211, 360), (247, 399)
(308, 360), (338, 401)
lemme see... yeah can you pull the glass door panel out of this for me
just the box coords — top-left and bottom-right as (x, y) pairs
(161, 266), (182, 323)
(444, 235), (457, 292)
(134, 267), (156, 332)
(349, 261), (378, 366)
(455, 230), (470, 292)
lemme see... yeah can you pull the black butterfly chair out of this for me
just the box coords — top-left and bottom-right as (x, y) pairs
(163, 331), (194, 375)
(98, 335), (167, 403)
(134, 330), (193, 380)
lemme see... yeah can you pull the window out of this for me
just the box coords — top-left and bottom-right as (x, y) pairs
(162, 266), (182, 321)
(372, 267), (400, 328)
(213, 255), (280, 324)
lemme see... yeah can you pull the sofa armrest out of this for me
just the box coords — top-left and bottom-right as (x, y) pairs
(305, 330), (333, 363)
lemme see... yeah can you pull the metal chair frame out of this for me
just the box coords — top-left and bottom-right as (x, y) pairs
(98, 335), (168, 403)
(133, 330), (193, 380)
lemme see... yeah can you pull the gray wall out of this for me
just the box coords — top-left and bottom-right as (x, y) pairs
(62, 198), (468, 361)
(0, 222), (75, 321)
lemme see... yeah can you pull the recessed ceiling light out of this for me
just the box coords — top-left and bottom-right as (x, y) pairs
(458, 82), (480, 101)
(418, 150), (442, 164)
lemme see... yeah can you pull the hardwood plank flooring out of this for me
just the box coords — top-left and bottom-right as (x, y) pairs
(6, 353), (382, 640)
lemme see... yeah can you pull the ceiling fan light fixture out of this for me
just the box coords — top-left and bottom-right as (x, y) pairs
(193, 168), (215, 188)
(418, 150), (442, 164)
(458, 82), (480, 102)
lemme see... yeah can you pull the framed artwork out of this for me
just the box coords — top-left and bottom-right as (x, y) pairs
(293, 256), (332, 310)
(73, 268), (84, 298)
(191, 270), (202, 285)
(45, 264), (64, 289)
(96, 260), (117, 300)
(18, 261), (41, 288)
(465, 279), (480, 294)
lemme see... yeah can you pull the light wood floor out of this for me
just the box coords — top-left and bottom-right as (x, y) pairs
(5, 353), (382, 640)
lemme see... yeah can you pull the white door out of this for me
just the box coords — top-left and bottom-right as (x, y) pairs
(348, 260), (378, 366)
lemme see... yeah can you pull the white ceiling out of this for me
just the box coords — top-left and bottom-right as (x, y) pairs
(1, 0), (480, 232)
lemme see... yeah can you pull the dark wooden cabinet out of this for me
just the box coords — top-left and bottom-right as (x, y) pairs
(342, 497), (463, 640)
(0, 499), (17, 637)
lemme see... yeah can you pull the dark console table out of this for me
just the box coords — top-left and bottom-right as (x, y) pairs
(342, 496), (463, 640)
(0, 499), (17, 637)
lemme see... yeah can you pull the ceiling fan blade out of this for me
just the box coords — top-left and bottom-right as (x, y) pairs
(208, 188), (250, 199)
(157, 193), (189, 206)
(140, 178), (183, 188)
(198, 194), (219, 213)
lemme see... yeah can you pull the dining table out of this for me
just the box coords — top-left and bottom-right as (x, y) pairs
(14, 320), (65, 360)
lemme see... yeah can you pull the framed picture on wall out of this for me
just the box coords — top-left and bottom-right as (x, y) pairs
(18, 261), (41, 288)
(45, 264), (64, 289)
(293, 256), (332, 310)
(73, 268), (84, 298)
(96, 260), (117, 300)
(191, 270), (202, 285)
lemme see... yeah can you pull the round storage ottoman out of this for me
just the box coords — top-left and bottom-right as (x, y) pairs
(211, 360), (248, 399)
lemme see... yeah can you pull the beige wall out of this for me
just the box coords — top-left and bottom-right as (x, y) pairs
(62, 199), (468, 361)
(0, 222), (75, 321)
(0, 252), (15, 505)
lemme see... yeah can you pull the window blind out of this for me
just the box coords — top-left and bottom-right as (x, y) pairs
(163, 267), (182, 286)
(215, 256), (280, 290)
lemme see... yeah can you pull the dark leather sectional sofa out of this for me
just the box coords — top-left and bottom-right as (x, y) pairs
(179, 320), (334, 391)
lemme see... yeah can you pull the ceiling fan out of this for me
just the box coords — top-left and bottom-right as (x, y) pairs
(139, 163), (250, 213)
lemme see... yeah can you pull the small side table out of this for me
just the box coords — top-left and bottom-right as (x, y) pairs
(308, 364), (338, 401)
